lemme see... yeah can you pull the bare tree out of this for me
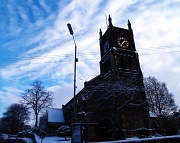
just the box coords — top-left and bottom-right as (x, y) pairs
(76, 73), (149, 140)
(0, 103), (30, 134)
(21, 80), (53, 127)
(144, 76), (178, 115)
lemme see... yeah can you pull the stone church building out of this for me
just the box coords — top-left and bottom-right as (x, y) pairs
(63, 15), (151, 140)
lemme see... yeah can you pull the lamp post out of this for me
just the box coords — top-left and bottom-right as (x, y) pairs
(67, 23), (78, 142)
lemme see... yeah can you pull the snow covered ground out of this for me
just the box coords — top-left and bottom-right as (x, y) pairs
(35, 135), (180, 143)
(2, 133), (180, 143)
(36, 136), (71, 143)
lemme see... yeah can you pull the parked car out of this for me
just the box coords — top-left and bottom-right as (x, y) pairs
(57, 125), (71, 137)
(0, 134), (4, 143)
(3, 137), (33, 143)
(0, 134), (8, 143)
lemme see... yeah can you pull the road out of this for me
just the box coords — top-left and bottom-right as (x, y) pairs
(37, 136), (71, 143)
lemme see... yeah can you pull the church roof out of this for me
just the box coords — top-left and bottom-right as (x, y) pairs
(149, 111), (158, 118)
(47, 108), (65, 123)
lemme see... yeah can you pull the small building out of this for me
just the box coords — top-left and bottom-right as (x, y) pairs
(149, 111), (160, 133)
(40, 108), (65, 135)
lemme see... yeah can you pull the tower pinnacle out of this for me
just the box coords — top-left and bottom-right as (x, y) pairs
(108, 15), (113, 27)
(128, 19), (132, 31)
(99, 29), (102, 42)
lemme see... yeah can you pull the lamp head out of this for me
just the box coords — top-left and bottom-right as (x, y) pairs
(67, 23), (74, 35)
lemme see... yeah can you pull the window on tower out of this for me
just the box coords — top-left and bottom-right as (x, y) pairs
(124, 55), (129, 71)
(118, 54), (124, 70)
(128, 55), (132, 71)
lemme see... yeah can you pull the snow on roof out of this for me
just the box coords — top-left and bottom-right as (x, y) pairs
(149, 111), (158, 118)
(47, 108), (65, 123)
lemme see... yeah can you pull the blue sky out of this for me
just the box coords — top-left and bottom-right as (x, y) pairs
(0, 0), (180, 118)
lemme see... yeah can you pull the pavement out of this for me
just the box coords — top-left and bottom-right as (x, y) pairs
(37, 136), (71, 143)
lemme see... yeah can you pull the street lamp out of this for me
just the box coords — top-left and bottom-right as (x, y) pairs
(67, 23), (78, 142)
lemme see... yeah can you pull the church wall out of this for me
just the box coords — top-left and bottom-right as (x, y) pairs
(63, 16), (151, 140)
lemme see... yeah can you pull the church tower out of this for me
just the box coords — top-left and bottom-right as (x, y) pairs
(98, 15), (150, 134)
(99, 15), (141, 77)
(63, 15), (151, 140)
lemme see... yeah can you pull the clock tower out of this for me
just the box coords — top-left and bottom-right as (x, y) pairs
(63, 15), (151, 140)
(98, 15), (150, 133)
(99, 15), (141, 76)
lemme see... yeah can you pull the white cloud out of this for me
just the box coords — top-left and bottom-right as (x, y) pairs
(47, 85), (74, 107)
(0, 87), (22, 106)
(1, 0), (180, 116)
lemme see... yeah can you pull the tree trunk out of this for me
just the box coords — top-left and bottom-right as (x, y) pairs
(112, 97), (117, 140)
(35, 113), (38, 127)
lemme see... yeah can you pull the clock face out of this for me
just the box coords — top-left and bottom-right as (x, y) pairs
(117, 37), (129, 48)
(104, 41), (109, 53)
